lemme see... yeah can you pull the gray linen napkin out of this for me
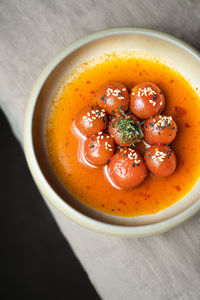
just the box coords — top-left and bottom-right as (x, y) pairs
(1, 1), (200, 299)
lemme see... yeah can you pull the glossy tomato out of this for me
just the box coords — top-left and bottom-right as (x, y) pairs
(96, 82), (129, 116)
(143, 115), (177, 145)
(130, 82), (165, 119)
(144, 145), (176, 176)
(74, 106), (107, 136)
(108, 113), (142, 147)
(108, 148), (147, 189)
(84, 133), (115, 166)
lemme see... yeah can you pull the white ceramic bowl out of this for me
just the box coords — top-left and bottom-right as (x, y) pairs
(23, 27), (200, 237)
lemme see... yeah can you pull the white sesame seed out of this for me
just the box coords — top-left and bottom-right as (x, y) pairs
(152, 150), (167, 162)
(83, 116), (87, 119)
(156, 116), (173, 127)
(106, 88), (124, 98)
(143, 88), (147, 96)
(137, 87), (156, 97)
(106, 88), (113, 97)
(87, 112), (90, 116)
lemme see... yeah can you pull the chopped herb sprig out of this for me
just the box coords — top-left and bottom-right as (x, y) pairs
(112, 109), (144, 146)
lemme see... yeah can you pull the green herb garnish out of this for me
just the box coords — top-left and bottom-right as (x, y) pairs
(112, 109), (144, 146)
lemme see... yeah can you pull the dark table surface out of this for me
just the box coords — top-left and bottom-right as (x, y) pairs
(1, 108), (100, 299)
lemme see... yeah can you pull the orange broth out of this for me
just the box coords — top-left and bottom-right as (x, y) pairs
(46, 54), (200, 217)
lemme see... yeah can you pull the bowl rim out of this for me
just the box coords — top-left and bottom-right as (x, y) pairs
(23, 27), (200, 237)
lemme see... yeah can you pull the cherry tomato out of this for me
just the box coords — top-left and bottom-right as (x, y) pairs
(144, 145), (176, 176)
(130, 82), (165, 119)
(143, 115), (177, 145)
(108, 114), (141, 147)
(74, 106), (107, 136)
(96, 82), (129, 116)
(108, 148), (147, 189)
(84, 133), (115, 166)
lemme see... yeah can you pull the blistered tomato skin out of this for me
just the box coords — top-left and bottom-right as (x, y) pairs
(108, 114), (140, 147)
(84, 133), (115, 166)
(143, 115), (177, 145)
(130, 82), (165, 119)
(108, 148), (147, 189)
(144, 145), (176, 177)
(74, 106), (107, 136)
(96, 82), (130, 116)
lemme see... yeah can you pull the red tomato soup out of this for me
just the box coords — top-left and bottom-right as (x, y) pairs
(46, 54), (200, 217)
